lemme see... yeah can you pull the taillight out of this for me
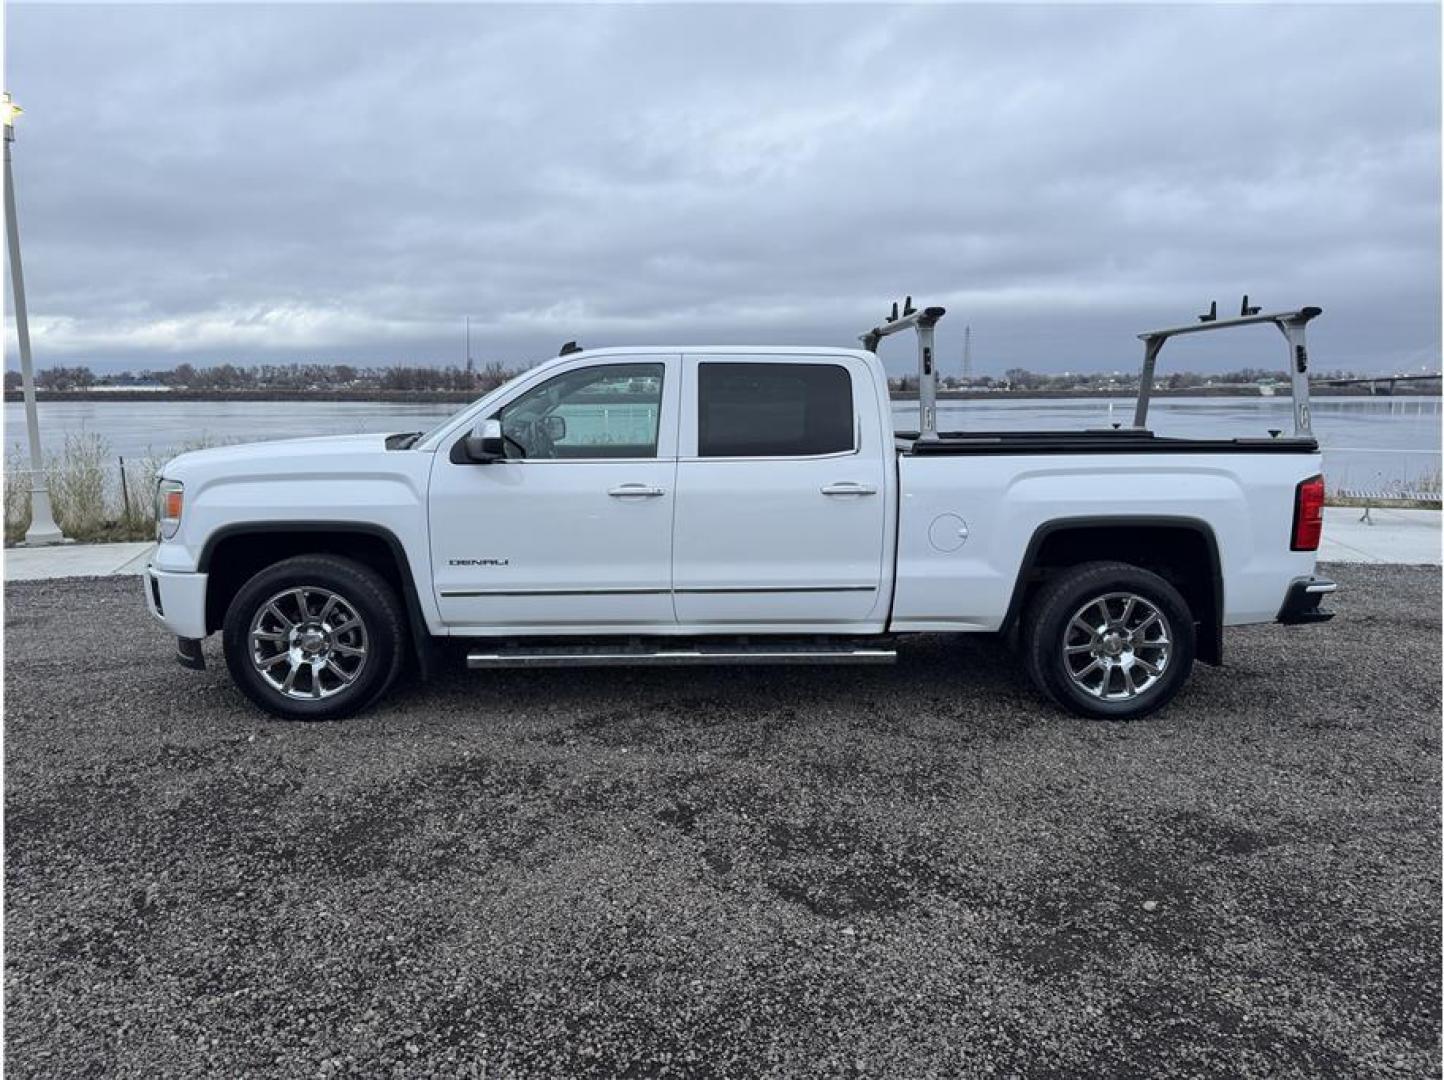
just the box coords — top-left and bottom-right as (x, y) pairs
(1291, 474), (1325, 551)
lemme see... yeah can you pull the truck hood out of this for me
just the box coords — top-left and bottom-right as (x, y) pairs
(161, 433), (397, 479)
(155, 431), (436, 564)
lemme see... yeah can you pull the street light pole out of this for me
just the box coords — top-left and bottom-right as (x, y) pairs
(4, 92), (64, 545)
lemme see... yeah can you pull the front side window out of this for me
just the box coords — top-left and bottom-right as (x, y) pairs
(698, 362), (854, 457)
(496, 363), (664, 459)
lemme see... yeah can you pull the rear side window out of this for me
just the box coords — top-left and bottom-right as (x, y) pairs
(698, 363), (854, 457)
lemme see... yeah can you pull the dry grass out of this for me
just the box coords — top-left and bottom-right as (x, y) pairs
(4, 448), (33, 543)
(3, 434), (231, 545)
(1329, 461), (1444, 509)
(48, 434), (109, 538)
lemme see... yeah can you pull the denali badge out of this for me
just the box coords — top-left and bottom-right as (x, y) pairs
(449, 558), (510, 567)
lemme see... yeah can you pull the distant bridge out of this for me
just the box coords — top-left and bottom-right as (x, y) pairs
(1320, 372), (1441, 396)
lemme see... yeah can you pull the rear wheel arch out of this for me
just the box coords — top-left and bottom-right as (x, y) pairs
(1002, 516), (1223, 665)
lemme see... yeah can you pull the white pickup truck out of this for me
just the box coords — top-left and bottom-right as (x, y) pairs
(144, 299), (1336, 722)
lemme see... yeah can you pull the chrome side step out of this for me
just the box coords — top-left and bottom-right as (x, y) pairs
(466, 643), (898, 669)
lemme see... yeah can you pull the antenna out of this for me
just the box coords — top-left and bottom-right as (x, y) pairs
(1199, 301), (1217, 323)
(1241, 294), (1260, 316)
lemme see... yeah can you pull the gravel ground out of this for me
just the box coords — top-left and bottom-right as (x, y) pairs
(4, 564), (1439, 1078)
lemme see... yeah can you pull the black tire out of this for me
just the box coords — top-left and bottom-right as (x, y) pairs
(1022, 560), (1195, 721)
(222, 555), (407, 721)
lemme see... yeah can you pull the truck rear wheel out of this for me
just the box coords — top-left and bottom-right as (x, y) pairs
(1022, 560), (1195, 720)
(222, 555), (407, 721)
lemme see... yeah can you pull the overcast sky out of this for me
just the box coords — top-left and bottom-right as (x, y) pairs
(5, 2), (1440, 378)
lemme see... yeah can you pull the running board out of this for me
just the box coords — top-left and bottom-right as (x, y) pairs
(466, 643), (898, 669)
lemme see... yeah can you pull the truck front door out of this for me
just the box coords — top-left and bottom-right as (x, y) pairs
(671, 354), (889, 629)
(428, 356), (680, 632)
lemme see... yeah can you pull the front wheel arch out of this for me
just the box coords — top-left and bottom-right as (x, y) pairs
(199, 523), (435, 678)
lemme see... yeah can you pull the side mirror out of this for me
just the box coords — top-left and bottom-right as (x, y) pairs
(541, 414), (567, 442)
(463, 418), (506, 463)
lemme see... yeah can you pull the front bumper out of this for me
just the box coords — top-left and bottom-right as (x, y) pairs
(144, 563), (209, 641)
(1277, 575), (1337, 625)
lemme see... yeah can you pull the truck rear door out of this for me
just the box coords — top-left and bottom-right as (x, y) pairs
(671, 353), (890, 629)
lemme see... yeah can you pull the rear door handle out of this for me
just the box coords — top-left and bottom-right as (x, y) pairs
(820, 482), (877, 496)
(608, 483), (665, 498)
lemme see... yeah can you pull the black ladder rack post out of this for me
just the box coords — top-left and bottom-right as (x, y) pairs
(1131, 306), (1323, 437)
(860, 302), (947, 441)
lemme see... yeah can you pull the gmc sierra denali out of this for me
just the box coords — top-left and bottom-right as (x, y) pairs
(145, 298), (1336, 721)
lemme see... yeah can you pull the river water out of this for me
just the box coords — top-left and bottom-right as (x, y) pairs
(4, 394), (1440, 494)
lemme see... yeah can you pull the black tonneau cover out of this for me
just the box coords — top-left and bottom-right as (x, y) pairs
(896, 429), (1319, 456)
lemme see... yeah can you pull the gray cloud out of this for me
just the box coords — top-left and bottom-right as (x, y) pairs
(5, 2), (1440, 377)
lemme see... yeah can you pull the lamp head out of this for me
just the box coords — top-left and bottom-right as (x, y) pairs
(2, 93), (21, 141)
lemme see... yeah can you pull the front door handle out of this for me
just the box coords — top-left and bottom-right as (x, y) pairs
(608, 484), (665, 498)
(821, 482), (877, 496)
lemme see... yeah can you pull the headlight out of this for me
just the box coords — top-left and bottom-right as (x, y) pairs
(155, 479), (184, 540)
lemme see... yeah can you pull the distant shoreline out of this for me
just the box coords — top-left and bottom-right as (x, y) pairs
(3, 389), (483, 404)
(6, 385), (1438, 404)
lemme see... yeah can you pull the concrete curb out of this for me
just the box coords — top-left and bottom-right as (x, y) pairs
(3, 541), (156, 582)
(1319, 506), (1441, 566)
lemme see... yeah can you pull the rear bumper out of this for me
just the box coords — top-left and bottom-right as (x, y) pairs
(144, 564), (209, 641)
(1277, 575), (1337, 625)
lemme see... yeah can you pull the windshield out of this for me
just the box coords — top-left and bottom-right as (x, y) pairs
(416, 406), (468, 446)
(414, 367), (531, 446)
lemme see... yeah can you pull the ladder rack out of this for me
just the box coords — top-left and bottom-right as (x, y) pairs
(858, 295), (1322, 441)
(1133, 300), (1323, 436)
(859, 297), (946, 441)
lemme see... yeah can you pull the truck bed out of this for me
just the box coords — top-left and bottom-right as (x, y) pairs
(888, 434), (1325, 635)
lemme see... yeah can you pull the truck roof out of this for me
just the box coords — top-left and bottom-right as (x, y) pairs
(548, 345), (876, 362)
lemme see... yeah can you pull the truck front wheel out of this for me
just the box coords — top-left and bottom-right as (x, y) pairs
(1022, 560), (1195, 720)
(222, 555), (407, 721)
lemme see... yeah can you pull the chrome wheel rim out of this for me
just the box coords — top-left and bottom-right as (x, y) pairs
(249, 586), (368, 701)
(1063, 592), (1172, 701)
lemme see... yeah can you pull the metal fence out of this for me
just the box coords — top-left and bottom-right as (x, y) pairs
(1323, 447), (1441, 509)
